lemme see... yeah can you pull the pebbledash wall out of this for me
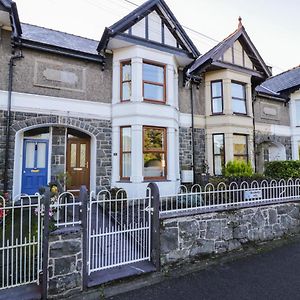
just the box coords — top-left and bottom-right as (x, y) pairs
(0, 110), (112, 195)
(160, 202), (300, 265)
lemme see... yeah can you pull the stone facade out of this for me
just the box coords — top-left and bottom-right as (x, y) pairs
(254, 96), (290, 126)
(51, 127), (66, 177)
(0, 29), (112, 103)
(160, 202), (300, 265)
(0, 110), (111, 193)
(179, 127), (206, 179)
(48, 229), (83, 299)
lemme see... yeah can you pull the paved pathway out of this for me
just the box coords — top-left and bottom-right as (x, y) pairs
(108, 239), (300, 300)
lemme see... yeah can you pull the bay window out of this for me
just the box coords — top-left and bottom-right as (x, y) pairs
(120, 61), (131, 101)
(120, 127), (131, 179)
(143, 127), (167, 179)
(211, 81), (223, 114)
(233, 134), (248, 162)
(143, 61), (166, 102)
(213, 134), (225, 175)
(232, 82), (246, 114)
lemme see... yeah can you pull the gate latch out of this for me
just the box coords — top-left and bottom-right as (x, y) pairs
(144, 206), (154, 214)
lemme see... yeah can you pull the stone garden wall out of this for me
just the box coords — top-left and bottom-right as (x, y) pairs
(160, 202), (300, 265)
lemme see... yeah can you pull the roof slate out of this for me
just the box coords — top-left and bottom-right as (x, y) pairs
(0, 0), (12, 9)
(257, 66), (300, 95)
(21, 23), (99, 56)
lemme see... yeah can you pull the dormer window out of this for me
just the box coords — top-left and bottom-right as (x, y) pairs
(143, 61), (166, 103)
(232, 82), (246, 114)
(121, 61), (131, 101)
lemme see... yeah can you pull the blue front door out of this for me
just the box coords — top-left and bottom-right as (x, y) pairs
(21, 139), (49, 195)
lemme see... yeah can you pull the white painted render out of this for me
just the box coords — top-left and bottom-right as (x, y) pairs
(111, 45), (181, 197)
(0, 90), (111, 120)
(289, 89), (300, 160)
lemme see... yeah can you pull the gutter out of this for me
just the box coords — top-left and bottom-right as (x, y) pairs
(3, 50), (23, 194)
(20, 39), (104, 63)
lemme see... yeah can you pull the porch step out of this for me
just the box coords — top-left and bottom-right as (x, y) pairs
(0, 283), (41, 300)
(88, 261), (156, 287)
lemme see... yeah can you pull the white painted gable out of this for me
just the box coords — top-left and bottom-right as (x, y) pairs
(123, 10), (178, 48)
(221, 40), (253, 69)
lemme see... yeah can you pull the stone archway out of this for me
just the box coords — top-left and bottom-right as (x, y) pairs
(256, 141), (287, 173)
(9, 113), (111, 197)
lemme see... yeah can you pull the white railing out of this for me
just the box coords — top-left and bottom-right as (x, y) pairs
(0, 194), (42, 290)
(160, 179), (300, 216)
(88, 188), (152, 274)
(50, 191), (82, 228)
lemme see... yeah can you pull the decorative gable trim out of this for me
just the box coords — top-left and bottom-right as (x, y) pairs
(188, 24), (271, 78)
(97, 0), (200, 58)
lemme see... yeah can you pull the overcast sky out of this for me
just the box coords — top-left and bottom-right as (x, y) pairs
(14, 0), (300, 75)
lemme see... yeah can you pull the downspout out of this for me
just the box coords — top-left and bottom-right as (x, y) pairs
(252, 91), (257, 173)
(190, 80), (196, 184)
(3, 50), (23, 194)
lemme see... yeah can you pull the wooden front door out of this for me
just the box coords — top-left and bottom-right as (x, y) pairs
(66, 138), (90, 191)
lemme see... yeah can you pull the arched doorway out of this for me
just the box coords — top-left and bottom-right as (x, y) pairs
(256, 141), (286, 173)
(17, 125), (94, 196)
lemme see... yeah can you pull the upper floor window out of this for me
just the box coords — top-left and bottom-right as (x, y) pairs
(121, 61), (131, 101)
(213, 133), (225, 175)
(143, 61), (166, 103)
(233, 134), (248, 162)
(143, 126), (167, 179)
(120, 126), (131, 179)
(211, 81), (223, 114)
(232, 82), (246, 114)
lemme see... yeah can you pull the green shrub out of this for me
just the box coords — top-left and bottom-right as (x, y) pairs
(264, 160), (300, 179)
(223, 160), (254, 178)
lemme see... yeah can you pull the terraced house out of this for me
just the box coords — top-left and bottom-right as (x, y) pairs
(0, 0), (294, 199)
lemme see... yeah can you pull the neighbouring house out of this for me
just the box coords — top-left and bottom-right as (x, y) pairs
(0, 0), (292, 199)
(255, 66), (300, 172)
(187, 18), (272, 176)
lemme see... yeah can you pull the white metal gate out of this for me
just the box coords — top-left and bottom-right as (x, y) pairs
(0, 194), (43, 290)
(87, 189), (152, 274)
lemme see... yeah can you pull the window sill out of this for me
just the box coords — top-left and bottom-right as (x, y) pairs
(117, 179), (131, 183)
(143, 179), (170, 182)
(232, 113), (251, 117)
(143, 99), (167, 105)
(210, 113), (225, 116)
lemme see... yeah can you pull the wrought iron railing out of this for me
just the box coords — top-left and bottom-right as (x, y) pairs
(160, 179), (300, 217)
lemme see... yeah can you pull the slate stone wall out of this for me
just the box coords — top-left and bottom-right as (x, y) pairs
(51, 127), (66, 178)
(0, 110), (111, 194)
(179, 127), (206, 180)
(48, 229), (83, 299)
(160, 202), (300, 265)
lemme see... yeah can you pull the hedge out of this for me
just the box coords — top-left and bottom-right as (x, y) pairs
(223, 160), (254, 178)
(264, 160), (300, 179)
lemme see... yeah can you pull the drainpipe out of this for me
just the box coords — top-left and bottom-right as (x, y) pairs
(252, 91), (257, 173)
(190, 80), (196, 184)
(3, 50), (23, 194)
